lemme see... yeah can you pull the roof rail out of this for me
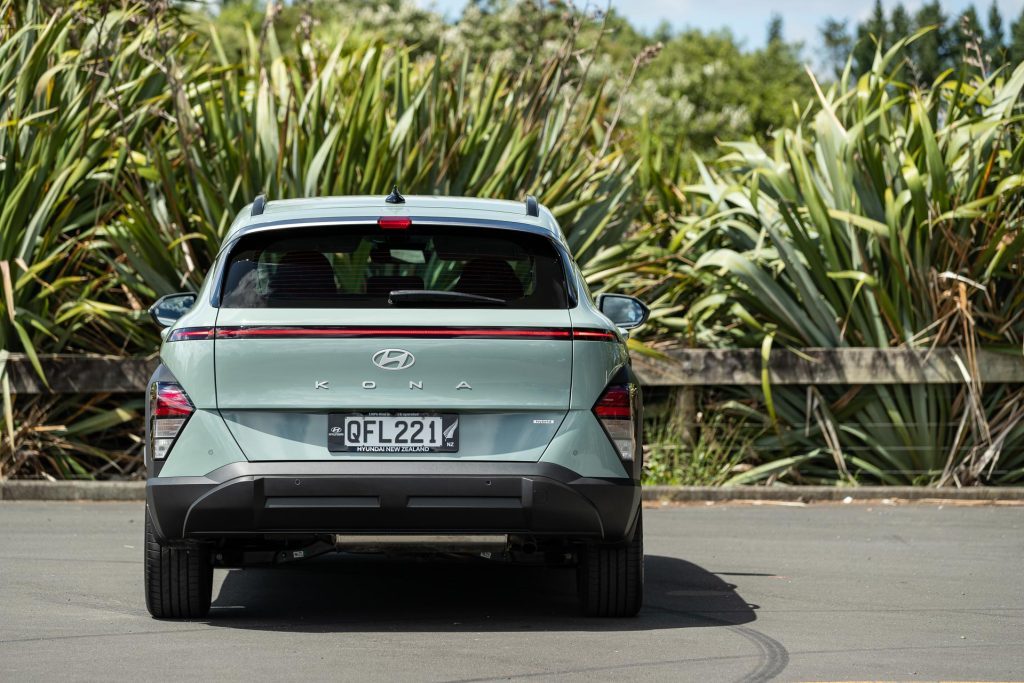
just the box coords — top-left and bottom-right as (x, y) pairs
(525, 195), (539, 217)
(251, 193), (267, 217)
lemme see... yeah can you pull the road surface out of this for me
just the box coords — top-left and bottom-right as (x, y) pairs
(1, 501), (1021, 681)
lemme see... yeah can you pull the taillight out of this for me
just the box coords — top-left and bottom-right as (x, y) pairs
(594, 384), (637, 461)
(150, 382), (194, 460)
(167, 326), (214, 342)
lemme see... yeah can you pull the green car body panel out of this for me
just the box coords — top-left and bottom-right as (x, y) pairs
(144, 194), (645, 552)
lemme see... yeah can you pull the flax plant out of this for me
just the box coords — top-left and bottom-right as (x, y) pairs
(0, 1), (192, 356)
(105, 10), (642, 322)
(684, 33), (1024, 485)
(0, 1), (656, 477)
(0, 2), (188, 475)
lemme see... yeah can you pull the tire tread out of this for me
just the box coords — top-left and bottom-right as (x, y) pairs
(144, 508), (212, 619)
(577, 512), (643, 617)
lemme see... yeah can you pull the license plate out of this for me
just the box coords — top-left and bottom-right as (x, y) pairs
(328, 413), (459, 453)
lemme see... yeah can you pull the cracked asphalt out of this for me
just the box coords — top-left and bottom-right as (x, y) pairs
(1, 501), (1021, 682)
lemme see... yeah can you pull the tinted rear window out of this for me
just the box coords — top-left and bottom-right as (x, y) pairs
(220, 226), (568, 309)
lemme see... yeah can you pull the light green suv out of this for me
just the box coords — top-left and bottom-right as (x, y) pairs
(144, 191), (649, 619)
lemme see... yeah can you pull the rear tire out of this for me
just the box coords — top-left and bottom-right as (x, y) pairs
(577, 511), (644, 617)
(144, 506), (213, 619)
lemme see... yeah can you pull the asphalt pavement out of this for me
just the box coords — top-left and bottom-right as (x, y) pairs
(0, 501), (1021, 682)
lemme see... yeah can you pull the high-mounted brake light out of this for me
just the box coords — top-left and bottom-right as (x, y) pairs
(378, 217), (411, 230)
(594, 384), (637, 462)
(150, 382), (194, 460)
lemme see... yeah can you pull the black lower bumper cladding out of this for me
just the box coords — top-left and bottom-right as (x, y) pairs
(147, 461), (640, 544)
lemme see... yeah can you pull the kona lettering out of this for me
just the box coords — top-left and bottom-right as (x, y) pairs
(353, 380), (471, 390)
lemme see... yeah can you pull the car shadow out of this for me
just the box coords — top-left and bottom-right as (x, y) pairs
(205, 554), (757, 632)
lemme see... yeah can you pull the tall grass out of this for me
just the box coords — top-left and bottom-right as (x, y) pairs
(643, 407), (759, 486)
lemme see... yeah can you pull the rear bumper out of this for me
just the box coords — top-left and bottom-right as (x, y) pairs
(147, 461), (640, 544)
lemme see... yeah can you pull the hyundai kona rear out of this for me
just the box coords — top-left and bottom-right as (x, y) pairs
(143, 192), (648, 619)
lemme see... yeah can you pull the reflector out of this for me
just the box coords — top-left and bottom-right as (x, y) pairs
(593, 384), (636, 461)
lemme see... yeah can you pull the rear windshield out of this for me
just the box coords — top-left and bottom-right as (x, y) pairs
(219, 225), (568, 309)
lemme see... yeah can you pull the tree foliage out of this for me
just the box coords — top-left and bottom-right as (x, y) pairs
(198, 0), (815, 155)
(826, 1), (1024, 80)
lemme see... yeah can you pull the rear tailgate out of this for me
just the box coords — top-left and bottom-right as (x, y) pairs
(214, 309), (573, 461)
(212, 220), (579, 461)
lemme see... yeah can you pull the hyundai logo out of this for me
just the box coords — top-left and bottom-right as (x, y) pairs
(372, 348), (416, 371)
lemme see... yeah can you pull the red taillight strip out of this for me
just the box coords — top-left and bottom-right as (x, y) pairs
(214, 326), (574, 340)
(167, 326), (215, 342)
(573, 329), (618, 341)
(168, 325), (618, 341)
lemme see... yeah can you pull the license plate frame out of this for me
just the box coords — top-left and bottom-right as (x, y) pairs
(328, 412), (459, 453)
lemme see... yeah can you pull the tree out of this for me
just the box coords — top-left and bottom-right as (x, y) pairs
(853, 0), (887, 73)
(986, 0), (1005, 60)
(767, 13), (784, 45)
(626, 28), (812, 153)
(1010, 8), (1024, 65)
(821, 18), (852, 77)
(910, 1), (950, 83)
(652, 19), (673, 44)
(891, 4), (912, 40)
